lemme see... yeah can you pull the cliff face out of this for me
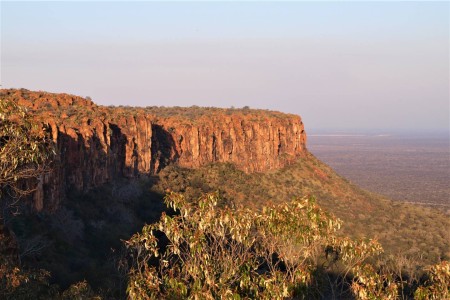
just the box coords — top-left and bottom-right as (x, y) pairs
(1, 89), (307, 210)
(153, 115), (306, 173)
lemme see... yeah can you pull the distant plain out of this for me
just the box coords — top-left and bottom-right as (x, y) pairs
(308, 131), (450, 212)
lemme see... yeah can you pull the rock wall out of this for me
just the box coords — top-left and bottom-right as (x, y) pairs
(1, 89), (307, 210)
(153, 114), (306, 173)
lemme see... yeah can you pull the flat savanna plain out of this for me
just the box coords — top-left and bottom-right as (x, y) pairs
(307, 131), (450, 212)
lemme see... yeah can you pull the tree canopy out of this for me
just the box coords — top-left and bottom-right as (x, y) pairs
(0, 98), (55, 203)
(126, 192), (450, 299)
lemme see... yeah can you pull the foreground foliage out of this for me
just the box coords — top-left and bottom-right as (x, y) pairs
(0, 98), (55, 202)
(126, 192), (449, 299)
(0, 99), (102, 299)
(414, 261), (450, 300)
(0, 98), (54, 297)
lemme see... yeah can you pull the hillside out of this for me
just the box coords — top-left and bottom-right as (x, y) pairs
(1, 89), (449, 298)
(156, 155), (450, 260)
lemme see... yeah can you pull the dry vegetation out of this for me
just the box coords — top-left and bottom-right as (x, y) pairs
(125, 192), (449, 299)
(154, 153), (450, 267)
(6, 150), (448, 298)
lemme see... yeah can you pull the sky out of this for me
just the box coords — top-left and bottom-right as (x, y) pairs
(1, 1), (449, 131)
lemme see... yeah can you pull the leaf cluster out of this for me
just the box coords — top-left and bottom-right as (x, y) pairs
(0, 98), (55, 201)
(125, 192), (406, 299)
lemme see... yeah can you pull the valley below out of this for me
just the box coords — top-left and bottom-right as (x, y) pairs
(308, 131), (450, 211)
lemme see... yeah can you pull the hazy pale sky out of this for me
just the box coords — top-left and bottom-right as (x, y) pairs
(1, 1), (449, 131)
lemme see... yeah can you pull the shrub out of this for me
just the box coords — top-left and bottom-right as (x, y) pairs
(414, 261), (450, 300)
(61, 280), (101, 300)
(0, 98), (55, 202)
(125, 192), (395, 299)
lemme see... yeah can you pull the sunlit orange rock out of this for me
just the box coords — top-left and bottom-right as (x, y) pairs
(1, 89), (307, 210)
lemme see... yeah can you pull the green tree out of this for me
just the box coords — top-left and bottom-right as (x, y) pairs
(0, 97), (55, 297)
(125, 192), (392, 299)
(414, 261), (450, 300)
(0, 98), (55, 204)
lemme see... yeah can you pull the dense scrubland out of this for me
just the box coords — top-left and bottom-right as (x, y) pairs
(1, 95), (449, 299)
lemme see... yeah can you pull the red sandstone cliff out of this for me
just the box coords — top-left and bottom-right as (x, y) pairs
(1, 89), (307, 210)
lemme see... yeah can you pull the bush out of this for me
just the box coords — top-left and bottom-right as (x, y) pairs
(0, 98), (55, 201)
(125, 192), (402, 299)
(414, 261), (450, 300)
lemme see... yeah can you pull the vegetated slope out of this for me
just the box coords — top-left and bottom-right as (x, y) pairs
(154, 153), (450, 266)
(11, 154), (449, 296)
